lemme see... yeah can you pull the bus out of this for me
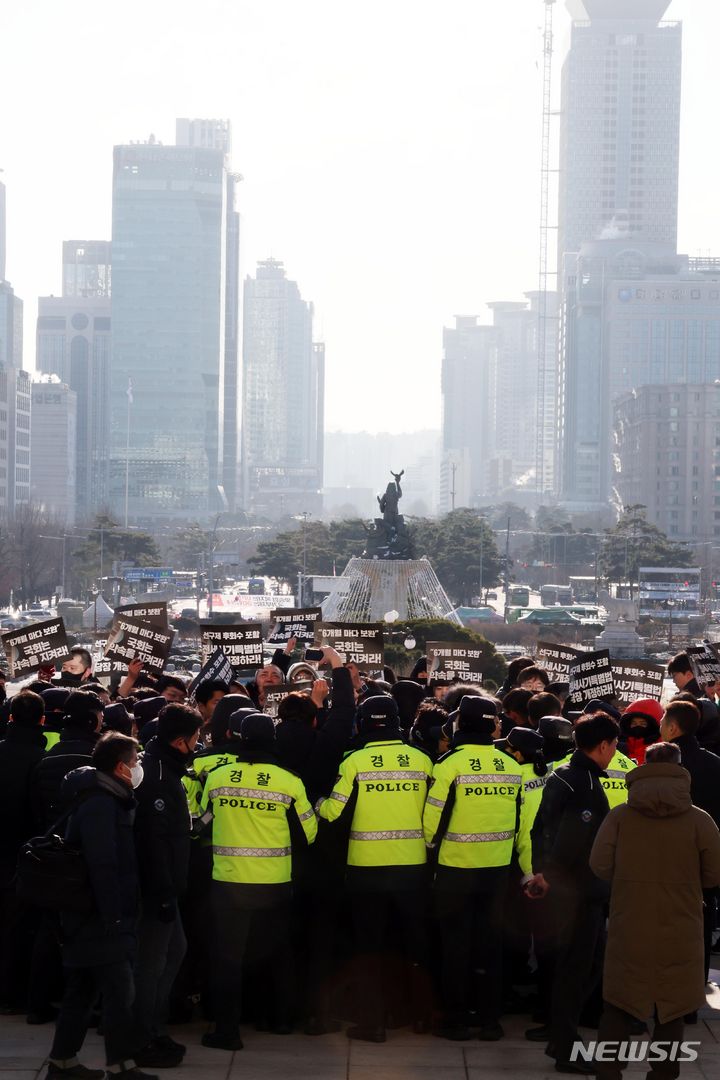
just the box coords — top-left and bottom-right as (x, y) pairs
(540, 584), (573, 607)
(638, 567), (701, 619)
(247, 577), (266, 595)
(569, 576), (597, 603)
(509, 586), (530, 607)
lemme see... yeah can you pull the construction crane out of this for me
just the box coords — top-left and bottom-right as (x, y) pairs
(536, 0), (556, 499)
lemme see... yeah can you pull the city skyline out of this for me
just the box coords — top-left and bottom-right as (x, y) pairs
(3, 0), (719, 434)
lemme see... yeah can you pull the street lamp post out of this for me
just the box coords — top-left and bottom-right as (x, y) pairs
(208, 514), (222, 619)
(299, 511), (309, 607)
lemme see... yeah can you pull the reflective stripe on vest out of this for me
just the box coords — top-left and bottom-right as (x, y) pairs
(349, 829), (424, 841)
(454, 773), (523, 786)
(208, 786), (292, 805)
(298, 807), (315, 822)
(605, 769), (629, 780)
(213, 845), (291, 858)
(356, 771), (428, 782)
(426, 795), (445, 808)
(445, 829), (515, 843)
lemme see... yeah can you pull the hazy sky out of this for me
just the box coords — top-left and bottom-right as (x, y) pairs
(2, 0), (718, 433)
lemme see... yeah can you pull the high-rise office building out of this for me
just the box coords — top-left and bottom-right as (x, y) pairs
(0, 179), (6, 283)
(559, 1), (681, 261)
(62, 240), (111, 299)
(5, 366), (31, 513)
(175, 119), (241, 511)
(558, 0), (683, 506)
(441, 316), (495, 503)
(110, 123), (240, 522)
(30, 377), (77, 523)
(241, 259), (324, 518)
(614, 383), (720, 541)
(0, 180), (30, 514)
(441, 297), (557, 502)
(36, 242), (111, 520)
(560, 241), (720, 506)
(0, 281), (22, 369)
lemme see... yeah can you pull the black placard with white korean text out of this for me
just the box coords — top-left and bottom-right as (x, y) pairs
(115, 601), (169, 627)
(536, 641), (582, 682)
(569, 649), (616, 706)
(314, 622), (385, 667)
(687, 644), (720, 688)
(267, 607), (322, 645)
(427, 641), (485, 686)
(189, 648), (235, 697)
(264, 687), (293, 721)
(2, 618), (70, 677)
(104, 615), (174, 674)
(200, 623), (263, 671)
(611, 661), (665, 706)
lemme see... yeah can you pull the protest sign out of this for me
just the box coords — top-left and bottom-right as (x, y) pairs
(687, 644), (720, 688)
(189, 648), (234, 697)
(267, 607), (322, 645)
(200, 623), (263, 671)
(536, 641), (582, 682)
(264, 687), (294, 721)
(427, 641), (485, 686)
(611, 661), (665, 706)
(314, 622), (385, 667)
(569, 649), (615, 706)
(92, 642), (128, 678)
(115, 601), (169, 627)
(2, 618), (70, 677)
(104, 614), (174, 674)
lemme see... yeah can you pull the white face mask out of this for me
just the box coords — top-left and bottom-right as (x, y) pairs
(127, 763), (144, 789)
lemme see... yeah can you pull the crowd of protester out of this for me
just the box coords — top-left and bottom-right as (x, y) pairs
(0, 641), (719, 1079)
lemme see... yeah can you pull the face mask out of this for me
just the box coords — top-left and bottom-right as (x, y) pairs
(127, 763), (144, 789)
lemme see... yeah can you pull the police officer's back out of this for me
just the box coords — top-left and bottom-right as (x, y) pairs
(318, 695), (432, 1042)
(199, 711), (316, 1050)
(423, 696), (522, 1041)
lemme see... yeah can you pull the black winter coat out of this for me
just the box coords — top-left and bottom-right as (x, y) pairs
(60, 767), (139, 967)
(31, 726), (99, 830)
(135, 737), (192, 908)
(531, 749), (610, 900)
(0, 723), (47, 879)
(673, 733), (720, 829)
(274, 666), (355, 804)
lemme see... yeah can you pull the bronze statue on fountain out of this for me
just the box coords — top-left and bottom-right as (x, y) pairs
(363, 470), (414, 560)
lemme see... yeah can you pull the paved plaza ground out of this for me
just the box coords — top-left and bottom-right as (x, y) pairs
(0, 978), (718, 1080)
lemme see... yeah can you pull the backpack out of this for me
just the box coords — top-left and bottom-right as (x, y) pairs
(15, 796), (94, 913)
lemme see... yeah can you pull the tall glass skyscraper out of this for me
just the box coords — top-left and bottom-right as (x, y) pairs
(559, 1), (681, 262)
(110, 124), (240, 522)
(36, 242), (111, 520)
(241, 260), (324, 518)
(558, 0), (683, 507)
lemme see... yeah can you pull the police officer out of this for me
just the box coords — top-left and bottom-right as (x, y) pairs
(581, 701), (633, 810)
(423, 696), (522, 1042)
(498, 726), (548, 1004)
(318, 695), (432, 1043)
(199, 712), (316, 1050)
(538, 716), (575, 769)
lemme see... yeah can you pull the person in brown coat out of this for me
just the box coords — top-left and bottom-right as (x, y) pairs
(589, 741), (720, 1079)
